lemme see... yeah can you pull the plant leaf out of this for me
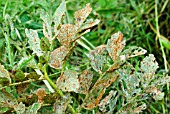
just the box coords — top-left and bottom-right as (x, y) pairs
(106, 31), (125, 61)
(53, 1), (66, 33)
(121, 46), (147, 59)
(79, 19), (100, 31)
(83, 71), (118, 110)
(56, 70), (80, 92)
(74, 3), (92, 27)
(14, 102), (25, 114)
(25, 29), (44, 56)
(26, 102), (41, 114)
(48, 46), (69, 69)
(57, 24), (77, 47)
(88, 45), (106, 74)
(40, 10), (53, 43)
(78, 70), (93, 94)
(0, 63), (11, 84)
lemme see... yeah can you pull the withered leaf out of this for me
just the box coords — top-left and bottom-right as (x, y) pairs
(57, 24), (77, 47)
(25, 29), (44, 56)
(48, 46), (69, 69)
(83, 71), (119, 110)
(89, 45), (106, 74)
(36, 88), (46, 103)
(56, 70), (80, 92)
(74, 3), (92, 27)
(0, 63), (11, 84)
(78, 70), (93, 94)
(106, 31), (125, 61)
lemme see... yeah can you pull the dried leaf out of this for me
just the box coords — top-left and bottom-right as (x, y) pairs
(54, 93), (72, 114)
(56, 70), (80, 92)
(0, 63), (11, 84)
(48, 46), (69, 69)
(25, 29), (44, 56)
(36, 88), (46, 103)
(89, 45), (106, 74)
(40, 10), (53, 43)
(78, 70), (93, 94)
(57, 24), (77, 47)
(53, 1), (66, 33)
(83, 71), (118, 110)
(106, 31), (125, 61)
(80, 19), (100, 31)
(74, 3), (92, 27)
(121, 46), (147, 59)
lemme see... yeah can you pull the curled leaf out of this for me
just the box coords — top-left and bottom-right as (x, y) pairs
(48, 46), (69, 69)
(25, 29), (44, 56)
(106, 31), (125, 61)
(0, 64), (11, 84)
(89, 45), (106, 74)
(74, 3), (92, 27)
(78, 70), (93, 94)
(56, 70), (79, 92)
(57, 24), (77, 47)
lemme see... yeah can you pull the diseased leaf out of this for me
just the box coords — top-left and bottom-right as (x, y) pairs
(106, 31), (125, 61)
(133, 103), (146, 113)
(154, 76), (170, 85)
(56, 70), (79, 92)
(79, 19), (100, 31)
(54, 93), (72, 114)
(89, 45), (106, 74)
(35, 88), (46, 103)
(78, 70), (93, 94)
(48, 46), (69, 69)
(140, 54), (159, 88)
(25, 29), (44, 56)
(53, 1), (66, 33)
(0, 90), (18, 108)
(121, 46), (147, 59)
(98, 90), (117, 112)
(14, 102), (25, 114)
(26, 102), (41, 114)
(74, 3), (92, 27)
(40, 10), (53, 43)
(57, 24), (77, 47)
(0, 63), (11, 84)
(146, 87), (164, 100)
(83, 71), (118, 110)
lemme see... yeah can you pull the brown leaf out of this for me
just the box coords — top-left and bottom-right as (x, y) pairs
(78, 70), (93, 94)
(106, 31), (125, 61)
(48, 46), (69, 69)
(36, 88), (46, 103)
(57, 24), (77, 47)
(74, 3), (92, 27)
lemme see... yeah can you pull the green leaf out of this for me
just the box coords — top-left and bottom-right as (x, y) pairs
(26, 102), (41, 114)
(17, 56), (35, 70)
(160, 37), (170, 50)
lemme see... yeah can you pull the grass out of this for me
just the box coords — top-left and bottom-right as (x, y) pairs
(0, 0), (170, 113)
